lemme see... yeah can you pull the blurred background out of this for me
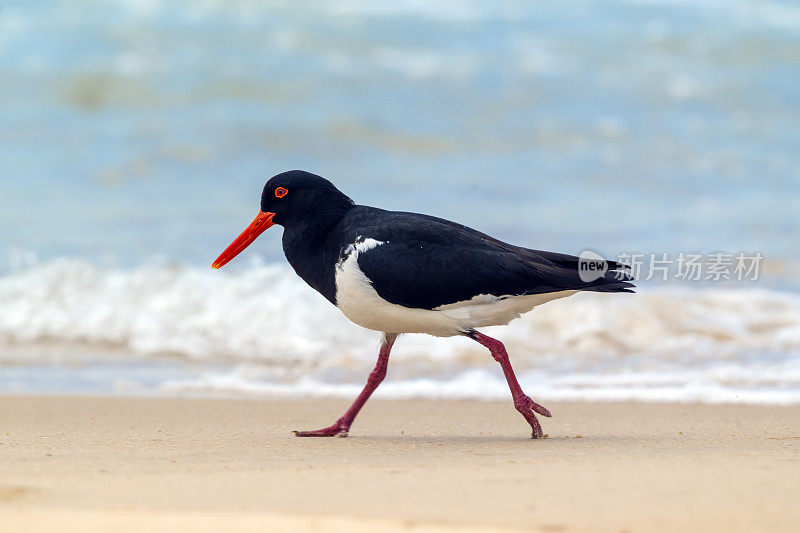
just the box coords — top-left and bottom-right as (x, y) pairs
(1, 1), (798, 403)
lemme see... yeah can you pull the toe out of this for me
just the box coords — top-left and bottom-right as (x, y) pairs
(293, 425), (348, 437)
(531, 403), (552, 418)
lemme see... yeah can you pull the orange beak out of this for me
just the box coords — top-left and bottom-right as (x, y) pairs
(212, 211), (275, 269)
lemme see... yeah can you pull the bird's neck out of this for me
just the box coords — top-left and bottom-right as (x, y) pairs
(283, 198), (353, 245)
(281, 202), (353, 304)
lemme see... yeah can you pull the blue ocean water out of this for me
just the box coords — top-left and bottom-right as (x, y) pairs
(1, 1), (798, 402)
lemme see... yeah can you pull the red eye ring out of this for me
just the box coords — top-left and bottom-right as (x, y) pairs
(275, 187), (288, 198)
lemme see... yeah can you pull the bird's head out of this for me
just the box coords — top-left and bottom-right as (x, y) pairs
(212, 170), (353, 269)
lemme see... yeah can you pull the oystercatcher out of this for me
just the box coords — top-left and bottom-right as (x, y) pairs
(212, 170), (633, 438)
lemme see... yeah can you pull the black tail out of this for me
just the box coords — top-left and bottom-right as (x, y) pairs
(524, 249), (636, 294)
(582, 271), (636, 293)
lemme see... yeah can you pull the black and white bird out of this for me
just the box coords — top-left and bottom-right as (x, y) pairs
(212, 170), (633, 439)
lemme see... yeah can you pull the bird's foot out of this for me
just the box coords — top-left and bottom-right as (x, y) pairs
(514, 395), (552, 439)
(293, 422), (349, 437)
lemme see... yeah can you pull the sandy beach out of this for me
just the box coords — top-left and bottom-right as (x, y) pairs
(0, 396), (797, 532)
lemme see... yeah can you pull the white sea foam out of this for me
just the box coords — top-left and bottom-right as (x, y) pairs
(160, 367), (800, 406)
(1, 259), (799, 404)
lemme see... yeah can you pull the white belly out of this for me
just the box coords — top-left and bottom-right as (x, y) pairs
(333, 237), (575, 337)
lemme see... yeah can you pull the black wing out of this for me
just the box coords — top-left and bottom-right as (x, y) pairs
(338, 207), (633, 310)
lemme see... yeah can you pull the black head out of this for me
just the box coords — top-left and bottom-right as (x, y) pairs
(261, 170), (354, 228)
(212, 170), (353, 269)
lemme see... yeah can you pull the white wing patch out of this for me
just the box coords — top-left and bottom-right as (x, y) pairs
(341, 236), (386, 259)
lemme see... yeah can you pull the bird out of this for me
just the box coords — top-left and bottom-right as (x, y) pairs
(212, 170), (633, 439)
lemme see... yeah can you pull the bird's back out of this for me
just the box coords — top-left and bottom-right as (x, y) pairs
(331, 206), (633, 312)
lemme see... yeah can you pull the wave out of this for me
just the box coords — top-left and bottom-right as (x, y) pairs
(1, 259), (799, 403)
(160, 365), (800, 406)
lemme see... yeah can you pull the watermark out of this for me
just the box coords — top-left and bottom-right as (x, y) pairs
(578, 251), (764, 282)
(578, 250), (609, 282)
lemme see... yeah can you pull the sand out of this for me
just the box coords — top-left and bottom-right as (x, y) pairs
(0, 396), (798, 532)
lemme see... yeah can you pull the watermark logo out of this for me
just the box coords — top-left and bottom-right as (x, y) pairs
(578, 250), (609, 282)
(576, 251), (764, 282)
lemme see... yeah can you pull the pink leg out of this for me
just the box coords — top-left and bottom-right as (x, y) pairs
(468, 330), (552, 439)
(294, 332), (398, 437)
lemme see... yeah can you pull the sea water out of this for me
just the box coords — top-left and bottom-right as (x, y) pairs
(1, 0), (798, 403)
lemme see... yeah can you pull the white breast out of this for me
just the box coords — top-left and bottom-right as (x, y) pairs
(333, 236), (576, 337)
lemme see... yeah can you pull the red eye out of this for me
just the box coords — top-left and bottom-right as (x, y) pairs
(275, 187), (288, 198)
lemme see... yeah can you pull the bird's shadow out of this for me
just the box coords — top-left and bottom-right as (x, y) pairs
(304, 434), (580, 445)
